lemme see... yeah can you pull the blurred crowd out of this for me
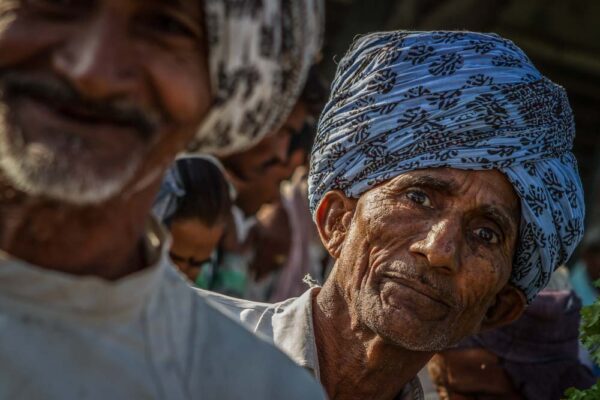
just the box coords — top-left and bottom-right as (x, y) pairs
(153, 66), (331, 302)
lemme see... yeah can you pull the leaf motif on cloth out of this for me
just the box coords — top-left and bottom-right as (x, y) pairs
(428, 52), (465, 76)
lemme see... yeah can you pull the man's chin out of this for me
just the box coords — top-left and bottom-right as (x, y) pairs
(376, 322), (454, 352)
(0, 140), (140, 206)
(361, 304), (457, 352)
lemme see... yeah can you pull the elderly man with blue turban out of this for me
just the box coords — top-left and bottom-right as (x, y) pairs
(208, 30), (585, 400)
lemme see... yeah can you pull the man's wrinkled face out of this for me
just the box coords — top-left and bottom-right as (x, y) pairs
(333, 168), (520, 351)
(0, 0), (211, 204)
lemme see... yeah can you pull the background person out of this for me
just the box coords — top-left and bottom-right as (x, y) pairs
(247, 68), (331, 301)
(214, 67), (330, 300)
(219, 67), (328, 219)
(154, 156), (232, 287)
(428, 284), (595, 399)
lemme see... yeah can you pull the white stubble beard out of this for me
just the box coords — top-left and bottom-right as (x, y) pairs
(0, 102), (143, 206)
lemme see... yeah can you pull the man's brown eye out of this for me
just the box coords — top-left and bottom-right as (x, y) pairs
(406, 190), (432, 207)
(474, 227), (499, 244)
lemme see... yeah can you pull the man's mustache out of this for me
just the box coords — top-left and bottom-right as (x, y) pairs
(0, 72), (161, 139)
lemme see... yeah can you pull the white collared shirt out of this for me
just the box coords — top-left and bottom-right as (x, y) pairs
(205, 287), (425, 400)
(0, 221), (325, 400)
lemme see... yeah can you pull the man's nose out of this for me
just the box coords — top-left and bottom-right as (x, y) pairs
(409, 218), (462, 274)
(52, 12), (137, 100)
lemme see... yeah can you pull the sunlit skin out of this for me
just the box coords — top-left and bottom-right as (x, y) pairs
(312, 168), (526, 400)
(0, 0), (211, 278)
(169, 218), (224, 282)
(221, 102), (308, 216)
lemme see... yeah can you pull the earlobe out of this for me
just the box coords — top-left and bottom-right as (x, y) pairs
(314, 190), (356, 259)
(480, 284), (526, 331)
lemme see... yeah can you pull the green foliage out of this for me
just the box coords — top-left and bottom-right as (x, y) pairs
(580, 280), (600, 365)
(564, 383), (600, 400)
(564, 280), (600, 399)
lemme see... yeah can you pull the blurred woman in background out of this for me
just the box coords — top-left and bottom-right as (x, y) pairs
(153, 156), (233, 288)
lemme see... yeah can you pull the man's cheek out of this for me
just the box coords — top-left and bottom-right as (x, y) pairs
(0, 18), (66, 66)
(148, 56), (211, 126)
(337, 224), (372, 296)
(458, 255), (508, 300)
(454, 288), (498, 331)
(456, 280), (497, 309)
(134, 126), (193, 181)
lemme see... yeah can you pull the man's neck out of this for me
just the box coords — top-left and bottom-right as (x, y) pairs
(313, 280), (433, 400)
(0, 178), (161, 280)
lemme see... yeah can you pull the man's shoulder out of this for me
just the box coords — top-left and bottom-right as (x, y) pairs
(189, 289), (325, 399)
(197, 288), (296, 329)
(158, 266), (325, 398)
(199, 288), (275, 313)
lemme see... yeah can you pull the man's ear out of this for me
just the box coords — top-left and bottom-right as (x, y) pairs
(479, 284), (526, 332)
(315, 190), (356, 259)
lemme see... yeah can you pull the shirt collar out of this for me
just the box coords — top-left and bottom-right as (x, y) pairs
(272, 287), (322, 379)
(0, 218), (170, 323)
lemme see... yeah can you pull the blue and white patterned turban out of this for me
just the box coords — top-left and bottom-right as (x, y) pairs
(308, 31), (585, 302)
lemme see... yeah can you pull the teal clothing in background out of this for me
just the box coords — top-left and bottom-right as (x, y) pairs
(571, 262), (599, 306)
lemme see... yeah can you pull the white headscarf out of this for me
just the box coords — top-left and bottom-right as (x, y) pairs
(188, 0), (324, 156)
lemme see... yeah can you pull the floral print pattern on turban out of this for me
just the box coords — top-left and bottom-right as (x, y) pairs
(308, 31), (585, 302)
(189, 0), (324, 156)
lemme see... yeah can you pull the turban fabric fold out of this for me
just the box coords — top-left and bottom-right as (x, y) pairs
(189, 0), (324, 156)
(308, 31), (585, 301)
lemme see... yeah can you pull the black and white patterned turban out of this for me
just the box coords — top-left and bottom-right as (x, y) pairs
(188, 0), (324, 156)
(308, 31), (585, 302)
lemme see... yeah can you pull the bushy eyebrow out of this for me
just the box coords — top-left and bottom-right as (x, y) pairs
(478, 205), (519, 239)
(395, 175), (458, 195)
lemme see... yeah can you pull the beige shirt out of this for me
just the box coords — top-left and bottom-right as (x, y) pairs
(0, 222), (325, 400)
(205, 287), (425, 400)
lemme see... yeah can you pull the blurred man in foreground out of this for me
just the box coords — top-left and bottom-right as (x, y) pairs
(207, 31), (585, 400)
(0, 0), (325, 398)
